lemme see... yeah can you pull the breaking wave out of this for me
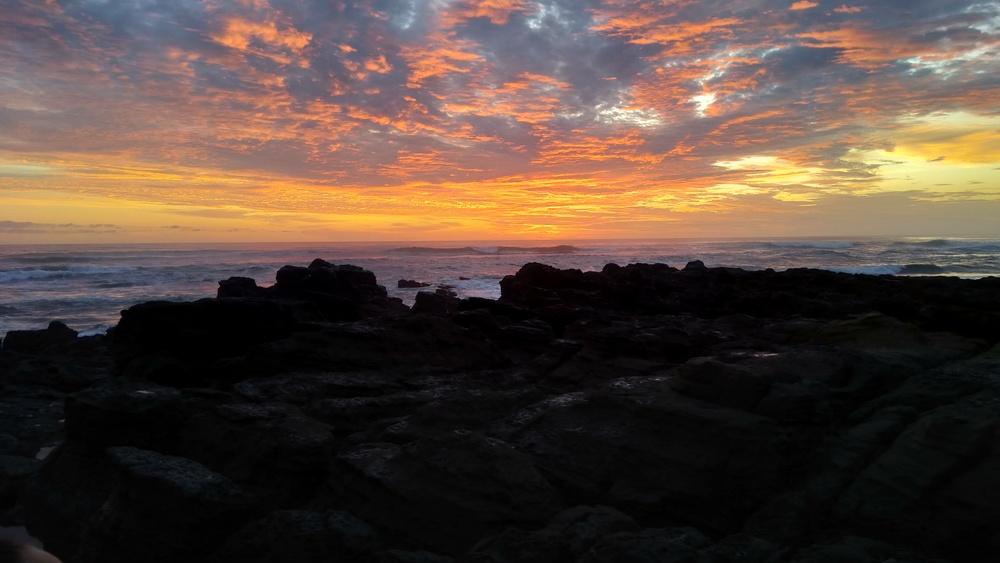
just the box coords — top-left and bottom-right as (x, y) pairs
(765, 240), (855, 249)
(0, 266), (137, 284)
(825, 263), (955, 276)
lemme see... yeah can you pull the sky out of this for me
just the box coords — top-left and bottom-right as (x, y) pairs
(1, 0), (999, 243)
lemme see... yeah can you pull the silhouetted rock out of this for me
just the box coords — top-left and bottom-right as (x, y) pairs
(398, 279), (430, 288)
(110, 298), (327, 385)
(1, 321), (77, 355)
(7, 260), (1000, 562)
(217, 276), (265, 298)
(411, 289), (460, 316)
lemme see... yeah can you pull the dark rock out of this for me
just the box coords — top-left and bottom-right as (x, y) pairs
(698, 534), (785, 563)
(22, 445), (251, 563)
(1, 321), (77, 355)
(110, 298), (326, 383)
(832, 390), (1000, 558)
(464, 528), (571, 563)
(180, 403), (334, 507)
(507, 376), (788, 532)
(0, 333), (109, 392)
(670, 357), (773, 410)
(0, 455), (37, 509)
(21, 445), (118, 558)
(70, 447), (252, 563)
(0, 391), (67, 458)
(499, 263), (605, 309)
(210, 509), (381, 563)
(274, 262), (387, 302)
(546, 505), (640, 556)
(0, 434), (17, 455)
(233, 371), (404, 404)
(405, 387), (547, 435)
(63, 381), (186, 453)
(451, 308), (505, 337)
(457, 297), (533, 322)
(10, 260), (1000, 563)
(330, 431), (564, 555)
(383, 550), (455, 563)
(542, 317), (707, 386)
(305, 390), (441, 434)
(412, 290), (461, 316)
(579, 527), (708, 563)
(808, 312), (985, 368)
(236, 315), (504, 377)
(495, 320), (555, 361)
(398, 279), (430, 288)
(217, 276), (265, 298)
(790, 535), (920, 563)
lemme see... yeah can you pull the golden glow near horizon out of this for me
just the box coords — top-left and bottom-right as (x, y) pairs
(1, 1), (999, 243)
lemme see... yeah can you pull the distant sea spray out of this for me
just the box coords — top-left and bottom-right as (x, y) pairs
(764, 240), (856, 249)
(388, 245), (581, 255)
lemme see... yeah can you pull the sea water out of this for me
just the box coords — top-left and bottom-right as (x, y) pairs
(1, 237), (998, 339)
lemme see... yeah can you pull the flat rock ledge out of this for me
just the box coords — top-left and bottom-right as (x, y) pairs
(2, 259), (1000, 563)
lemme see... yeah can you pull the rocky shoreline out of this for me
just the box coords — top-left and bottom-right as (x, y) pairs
(2, 259), (999, 562)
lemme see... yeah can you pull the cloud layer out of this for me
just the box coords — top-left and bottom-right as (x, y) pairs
(1, 0), (998, 240)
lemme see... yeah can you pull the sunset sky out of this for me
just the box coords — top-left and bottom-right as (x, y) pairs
(1, 0), (998, 243)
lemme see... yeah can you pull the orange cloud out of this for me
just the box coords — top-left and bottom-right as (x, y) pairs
(212, 16), (312, 65)
(2, 0), (999, 242)
(441, 0), (532, 26)
(400, 35), (483, 86)
(364, 55), (392, 73)
(789, 1), (819, 10)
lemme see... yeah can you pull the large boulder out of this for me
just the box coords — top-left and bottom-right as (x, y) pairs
(72, 447), (252, 563)
(1, 321), (77, 355)
(22, 446), (252, 563)
(234, 315), (505, 377)
(209, 509), (382, 563)
(827, 344), (1000, 560)
(329, 430), (564, 554)
(63, 381), (186, 453)
(180, 403), (334, 508)
(266, 261), (405, 318)
(110, 298), (326, 383)
(504, 377), (788, 532)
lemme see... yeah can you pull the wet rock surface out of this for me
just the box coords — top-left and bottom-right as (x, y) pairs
(2, 261), (1000, 562)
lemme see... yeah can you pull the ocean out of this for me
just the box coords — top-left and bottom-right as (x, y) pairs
(1, 237), (998, 340)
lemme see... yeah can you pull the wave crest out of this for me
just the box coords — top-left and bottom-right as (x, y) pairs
(824, 263), (949, 276)
(766, 241), (855, 249)
(0, 266), (136, 283)
(389, 245), (580, 256)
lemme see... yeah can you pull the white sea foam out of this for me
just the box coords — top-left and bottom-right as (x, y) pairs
(767, 240), (855, 249)
(78, 325), (114, 337)
(0, 265), (136, 283)
(825, 265), (905, 276)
